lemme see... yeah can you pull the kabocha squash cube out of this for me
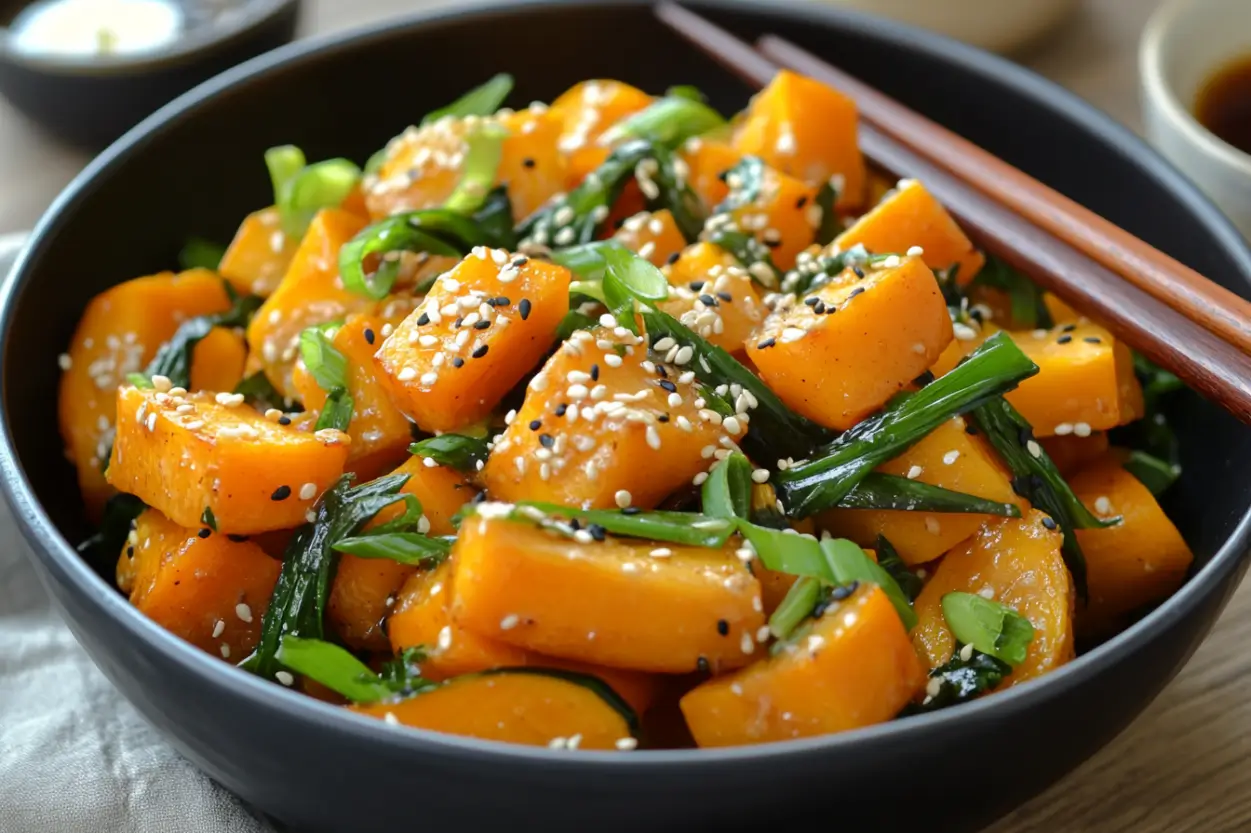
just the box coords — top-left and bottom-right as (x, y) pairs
(374, 248), (571, 433)
(366, 107), (567, 222)
(733, 70), (866, 209)
(1069, 456), (1193, 636)
(116, 508), (280, 661)
(57, 268), (235, 520)
(107, 386), (349, 534)
(218, 206), (299, 297)
(352, 670), (637, 749)
(833, 179), (984, 283)
(680, 584), (925, 746)
(189, 327), (248, 394)
(912, 509), (1075, 686)
(932, 322), (1144, 437)
(819, 418), (1022, 565)
(714, 162), (819, 271)
(680, 138), (743, 212)
(1039, 431), (1110, 475)
(747, 256), (954, 430)
(481, 325), (730, 510)
(549, 79), (654, 186)
(246, 208), (372, 399)
(659, 242), (765, 355)
(450, 515), (765, 674)
(612, 209), (687, 266)
(328, 456), (475, 651)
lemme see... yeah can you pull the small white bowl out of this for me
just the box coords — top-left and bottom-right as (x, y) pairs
(1141, 0), (1251, 238)
(812, 0), (1079, 53)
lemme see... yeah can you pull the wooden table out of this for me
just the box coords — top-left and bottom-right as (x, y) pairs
(4, 1), (1250, 831)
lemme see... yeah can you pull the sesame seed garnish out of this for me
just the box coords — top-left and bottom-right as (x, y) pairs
(451, 357), (465, 368)
(1042, 516), (1058, 530)
(500, 614), (520, 630)
(1084, 336), (1102, 344)
(198, 528), (211, 539)
(1057, 334), (1073, 345)
(942, 450), (961, 465)
(235, 602), (253, 623)
(275, 671), (295, 686)
(978, 586), (996, 599)
(220, 644), (231, 659)
(472, 345), (489, 359)
(756, 337), (776, 349)
(1073, 422), (1092, 437)
(614, 490), (632, 509)
(211, 619), (225, 638)
(1094, 496), (1112, 514)
(57, 353), (72, 371)
(1054, 422), (1075, 436)
(1027, 440), (1043, 458)
(299, 482), (317, 500)
(278, 416), (292, 426)
(271, 485), (292, 501)
(364, 328), (376, 345)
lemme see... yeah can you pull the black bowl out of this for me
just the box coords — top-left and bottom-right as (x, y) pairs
(2, 2), (1250, 831)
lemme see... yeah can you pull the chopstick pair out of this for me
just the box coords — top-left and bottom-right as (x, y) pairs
(654, 3), (1251, 425)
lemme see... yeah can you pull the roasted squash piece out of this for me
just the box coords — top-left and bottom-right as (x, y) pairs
(352, 670), (637, 749)
(833, 179), (984, 283)
(1044, 293), (1083, 325)
(747, 256), (953, 430)
(932, 322), (1144, 437)
(58, 269), (235, 520)
(451, 515), (765, 674)
(246, 208), (371, 399)
(680, 138), (742, 212)
(819, 418), (1021, 565)
(1069, 456), (1193, 636)
(612, 209), (687, 266)
(107, 386), (349, 534)
(366, 107), (567, 222)
(1039, 432), (1111, 475)
(659, 242), (765, 355)
(549, 80), (654, 186)
(718, 162), (818, 271)
(913, 509), (1075, 686)
(481, 325), (730, 510)
(189, 327), (248, 394)
(732, 70), (866, 209)
(374, 248), (571, 433)
(680, 584), (925, 746)
(328, 456), (474, 651)
(116, 508), (280, 661)
(218, 206), (299, 297)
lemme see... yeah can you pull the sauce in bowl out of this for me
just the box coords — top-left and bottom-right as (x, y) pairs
(8, 0), (184, 58)
(1196, 53), (1251, 157)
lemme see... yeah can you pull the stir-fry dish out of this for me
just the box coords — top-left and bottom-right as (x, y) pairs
(59, 72), (1194, 750)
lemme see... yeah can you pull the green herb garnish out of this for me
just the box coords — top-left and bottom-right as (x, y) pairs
(701, 453), (753, 521)
(178, 237), (227, 271)
(298, 325), (353, 433)
(422, 73), (514, 127)
(904, 648), (1012, 714)
(409, 434), (489, 472)
(875, 535), (923, 602)
(940, 591), (1034, 666)
(276, 636), (436, 703)
(511, 502), (735, 549)
(129, 288), (262, 390)
(266, 145), (361, 239)
(601, 94), (725, 149)
(332, 532), (452, 565)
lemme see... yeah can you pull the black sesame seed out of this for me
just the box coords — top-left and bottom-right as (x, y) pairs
(1062, 324), (1077, 332)
(656, 365), (668, 378)
(716, 169), (730, 183)
(590, 364), (600, 381)
(852, 266), (866, 279)
(657, 414), (670, 422)
(416, 312), (430, 327)
(848, 287), (866, 299)
(757, 337), (776, 349)
(688, 280), (706, 291)
(666, 252), (681, 266)
(554, 403), (568, 417)
(473, 319), (491, 330)
(198, 528), (212, 539)
(813, 300), (826, 314)
(699, 293), (718, 307)
(451, 357), (465, 368)
(1041, 516), (1058, 530)
(696, 656), (710, 673)
(569, 518), (581, 531)
(804, 296), (820, 307)
(227, 534), (249, 543)
(126, 546), (134, 558)
(522, 157), (536, 168)
(277, 416), (291, 426)
(518, 299), (532, 321)
(965, 424), (979, 435)
(588, 523), (607, 542)
(472, 345), (489, 359)
(512, 256), (529, 268)
(364, 328), (376, 345)
(716, 619), (729, 636)
(796, 195), (809, 209)
(1057, 334), (1073, 345)
(763, 238), (782, 249)
(539, 434), (555, 448)
(529, 419), (542, 431)
(496, 296), (511, 306)
(1084, 336), (1102, 344)
(716, 291), (733, 302)
(830, 580), (859, 601)
(659, 379), (677, 393)
(812, 601), (830, 618)
(271, 485), (292, 501)
(454, 316), (464, 328)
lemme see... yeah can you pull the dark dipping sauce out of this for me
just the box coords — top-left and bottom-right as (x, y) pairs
(1195, 54), (1251, 156)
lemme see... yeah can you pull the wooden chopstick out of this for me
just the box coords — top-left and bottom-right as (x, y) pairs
(654, 3), (1251, 425)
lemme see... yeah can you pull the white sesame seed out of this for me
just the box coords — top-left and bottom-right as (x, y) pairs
(959, 642), (975, 662)
(953, 323), (979, 342)
(978, 586), (995, 599)
(215, 392), (245, 408)
(235, 603), (253, 623)
(420, 371), (439, 386)
(383, 712), (400, 726)
(275, 671), (295, 686)
(219, 644), (231, 659)
(740, 632), (754, 654)
(57, 353), (72, 371)
(1054, 422), (1074, 436)
(299, 482), (317, 500)
(693, 472), (709, 485)
(650, 547), (672, 558)
(422, 457), (438, 469)
(1073, 422), (1092, 437)
(437, 625), (453, 651)
(751, 468), (770, 483)
(614, 490), (632, 509)
(906, 245), (925, 257)
(926, 677), (943, 698)
(397, 367), (418, 382)
(1027, 440), (1043, 458)
(906, 465), (924, 479)
(615, 737), (638, 750)
(646, 425), (662, 450)
(942, 450), (961, 465)
(211, 619), (225, 638)
(1095, 496), (1112, 515)
(500, 614), (520, 630)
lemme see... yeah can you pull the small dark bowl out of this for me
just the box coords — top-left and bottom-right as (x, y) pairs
(2, 2), (1250, 831)
(0, 0), (301, 149)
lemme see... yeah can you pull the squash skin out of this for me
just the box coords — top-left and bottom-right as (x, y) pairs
(819, 417), (1022, 565)
(659, 242), (765, 355)
(450, 516), (765, 674)
(732, 70), (866, 210)
(218, 206), (298, 297)
(107, 386), (349, 534)
(374, 248), (571, 433)
(117, 508), (280, 661)
(612, 209), (687, 267)
(912, 509), (1075, 687)
(481, 325), (729, 510)
(680, 584), (925, 746)
(747, 256), (954, 430)
(1069, 456), (1193, 637)
(57, 268), (235, 521)
(351, 670), (636, 749)
(549, 80), (654, 188)
(834, 179), (984, 284)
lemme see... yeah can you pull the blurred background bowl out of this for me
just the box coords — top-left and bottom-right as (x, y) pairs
(811, 0), (1080, 53)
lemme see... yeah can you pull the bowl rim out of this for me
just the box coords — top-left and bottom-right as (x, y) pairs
(3, 0), (1251, 768)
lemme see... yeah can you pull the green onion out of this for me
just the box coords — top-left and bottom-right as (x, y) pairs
(813, 179), (841, 245)
(666, 84), (707, 102)
(768, 576), (822, 640)
(775, 332), (1039, 518)
(276, 636), (435, 703)
(839, 473), (1021, 516)
(471, 186), (519, 251)
(409, 434), (489, 472)
(738, 521), (828, 579)
(265, 145), (305, 202)
(299, 325), (353, 432)
(600, 244), (669, 333)
(550, 241), (615, 283)
(76, 493), (146, 576)
(940, 591), (1035, 666)
(233, 371), (291, 411)
(705, 228), (782, 289)
(701, 452), (753, 521)
(1123, 449), (1180, 496)
(266, 144), (361, 239)
(315, 390), (354, 433)
(903, 649), (1012, 714)
(443, 125), (508, 215)
(1117, 353), (1184, 493)
(178, 237), (227, 271)
(421, 73), (514, 126)
(821, 538), (917, 630)
(555, 310), (599, 341)
(200, 507), (217, 532)
(601, 95), (725, 149)
(875, 535), (923, 602)
(517, 502), (736, 548)
(130, 288), (263, 390)
(715, 156), (766, 213)
(333, 532), (452, 565)
(970, 255), (1052, 329)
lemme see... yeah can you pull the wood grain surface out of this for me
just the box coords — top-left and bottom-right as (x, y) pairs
(5, 1), (1251, 832)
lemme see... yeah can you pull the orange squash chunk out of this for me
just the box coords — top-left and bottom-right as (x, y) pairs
(218, 206), (299, 297)
(681, 584), (925, 746)
(932, 322), (1144, 437)
(549, 80), (654, 187)
(451, 515), (764, 674)
(733, 70), (866, 209)
(612, 209), (687, 266)
(107, 386), (349, 534)
(246, 208), (371, 399)
(57, 269), (235, 520)
(747, 256), (953, 430)
(913, 509), (1075, 686)
(1044, 293), (1083, 325)
(719, 163), (818, 271)
(352, 671), (636, 749)
(374, 248), (570, 433)
(1039, 432), (1110, 475)
(189, 327), (248, 393)
(116, 508), (280, 661)
(328, 456), (474, 650)
(481, 325), (729, 510)
(366, 107), (566, 223)
(659, 242), (765, 354)
(834, 179), (984, 283)
(819, 418), (1021, 565)
(680, 138), (743, 211)
(1069, 456), (1193, 636)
